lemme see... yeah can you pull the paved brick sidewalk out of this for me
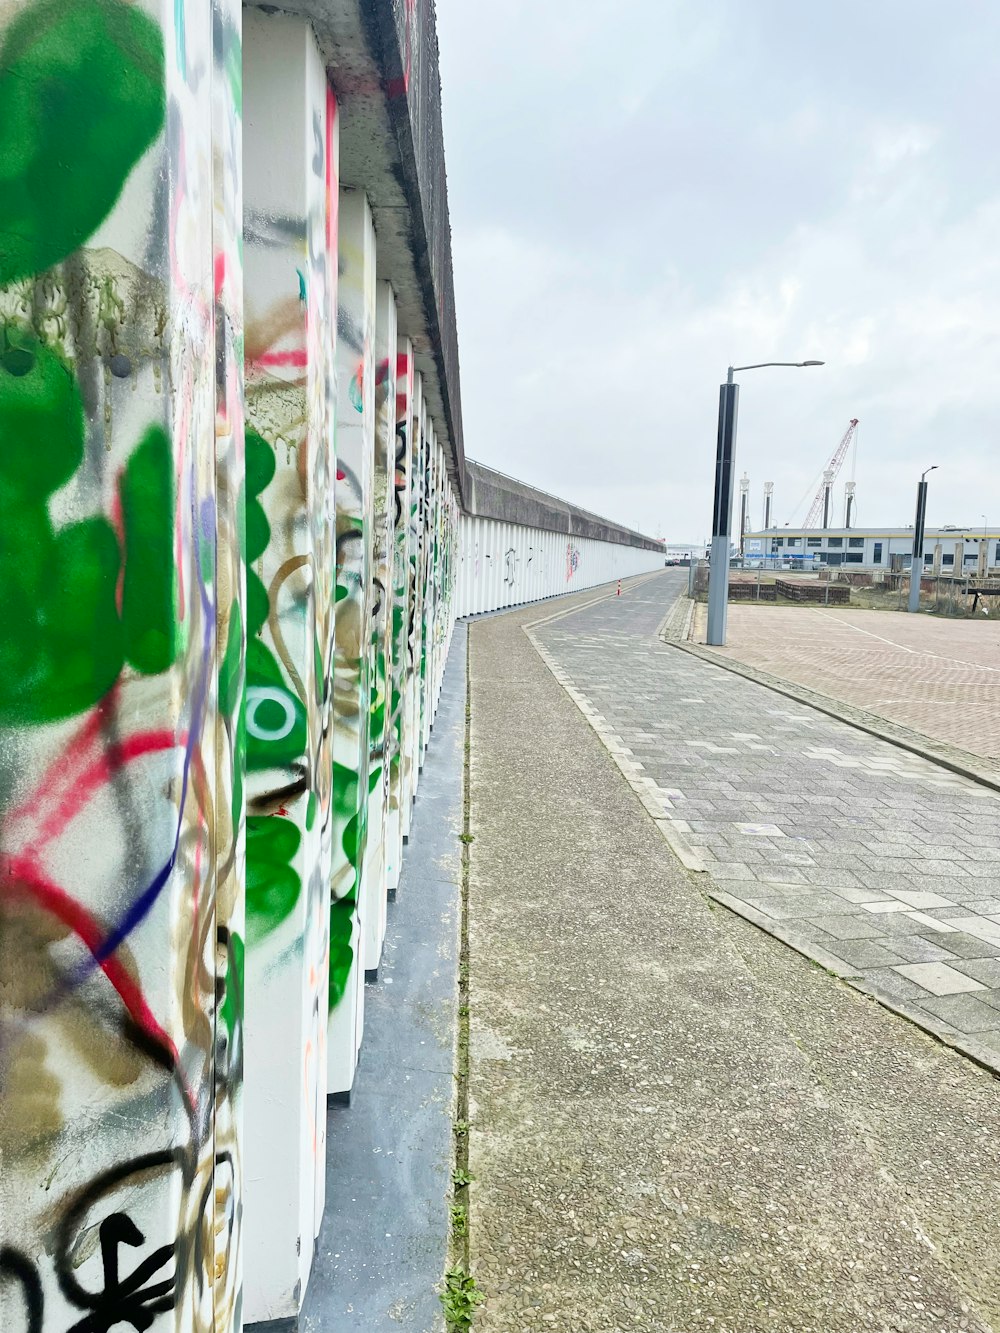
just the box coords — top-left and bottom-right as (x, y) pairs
(690, 602), (1000, 764)
(534, 573), (1000, 1071)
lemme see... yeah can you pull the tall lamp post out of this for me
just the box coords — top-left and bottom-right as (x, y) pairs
(707, 360), (824, 646)
(907, 465), (937, 613)
(981, 513), (989, 577)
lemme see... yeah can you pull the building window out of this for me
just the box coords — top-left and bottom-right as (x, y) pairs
(995, 541), (1000, 564)
(848, 537), (864, 548)
(943, 554), (955, 567)
(924, 553), (934, 564)
(787, 537), (800, 548)
(846, 552), (863, 563)
(774, 538), (784, 548)
(965, 553), (978, 563)
(873, 542), (882, 563)
(826, 552), (843, 566)
(827, 537), (843, 548)
(807, 537), (822, 547)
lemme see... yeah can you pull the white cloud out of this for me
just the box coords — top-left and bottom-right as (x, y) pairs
(437, 0), (1000, 540)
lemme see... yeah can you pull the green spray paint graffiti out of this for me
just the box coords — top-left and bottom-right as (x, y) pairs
(0, 325), (175, 726)
(246, 813), (301, 946)
(245, 427), (307, 771)
(243, 426), (309, 944)
(0, 0), (173, 727)
(0, 0), (165, 285)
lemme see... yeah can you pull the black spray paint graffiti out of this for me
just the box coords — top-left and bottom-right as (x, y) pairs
(54, 1152), (181, 1333)
(503, 548), (516, 588)
(1, 1247), (44, 1333)
(62, 1213), (175, 1333)
(0, 1150), (220, 1333)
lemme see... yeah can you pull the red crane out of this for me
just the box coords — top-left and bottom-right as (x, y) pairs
(803, 419), (859, 528)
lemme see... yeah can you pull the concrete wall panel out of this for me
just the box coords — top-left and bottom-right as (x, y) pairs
(242, 12), (335, 1320)
(0, 1), (226, 1329)
(386, 339), (414, 890)
(457, 516), (663, 616)
(362, 281), (398, 973)
(329, 188), (377, 1094)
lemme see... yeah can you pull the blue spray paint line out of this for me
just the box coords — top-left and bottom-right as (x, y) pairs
(70, 499), (218, 981)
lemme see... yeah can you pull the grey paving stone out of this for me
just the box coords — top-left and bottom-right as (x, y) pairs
(804, 850), (868, 868)
(884, 888), (958, 909)
(913, 993), (1000, 1034)
(859, 911), (944, 938)
(959, 846), (1000, 862)
(859, 967), (934, 1003)
(916, 931), (1000, 959)
(917, 846), (970, 861)
(949, 890), (1000, 908)
(881, 935), (960, 963)
(892, 962), (986, 996)
(955, 863), (1000, 878)
(819, 938), (907, 969)
(909, 860), (970, 878)
(758, 869), (811, 887)
(710, 862), (760, 881)
(801, 867), (861, 887)
(851, 869), (926, 892)
(739, 891), (858, 920)
(824, 884), (896, 906)
(807, 914), (890, 940)
(951, 958), (1000, 987)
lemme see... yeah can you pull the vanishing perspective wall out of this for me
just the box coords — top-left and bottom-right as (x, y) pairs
(0, 2), (663, 1330)
(242, 13), (334, 1321)
(455, 517), (665, 617)
(0, 1), (238, 1330)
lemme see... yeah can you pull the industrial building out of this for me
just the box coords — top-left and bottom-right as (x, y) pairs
(744, 526), (1000, 573)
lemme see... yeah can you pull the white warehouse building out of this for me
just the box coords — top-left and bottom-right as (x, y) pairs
(745, 526), (1000, 573)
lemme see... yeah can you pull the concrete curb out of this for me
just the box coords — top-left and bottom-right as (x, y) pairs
(523, 585), (708, 875)
(661, 597), (1000, 798)
(712, 890), (1000, 1081)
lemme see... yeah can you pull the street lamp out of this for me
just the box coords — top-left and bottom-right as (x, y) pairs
(907, 465), (937, 613)
(982, 513), (989, 576)
(706, 360), (825, 646)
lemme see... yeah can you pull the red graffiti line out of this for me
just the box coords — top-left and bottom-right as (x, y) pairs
(2, 856), (178, 1069)
(6, 699), (181, 858)
(2, 702), (185, 1071)
(252, 348), (309, 370)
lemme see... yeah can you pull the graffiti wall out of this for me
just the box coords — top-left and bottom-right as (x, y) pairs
(386, 340), (414, 893)
(0, 4), (669, 1328)
(328, 188), (376, 1094)
(362, 282), (397, 975)
(241, 11), (334, 1321)
(211, 0), (246, 1323)
(0, 0), (233, 1329)
(455, 518), (665, 616)
(401, 373), (426, 844)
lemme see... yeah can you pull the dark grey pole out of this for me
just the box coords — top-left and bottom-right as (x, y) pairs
(907, 472), (933, 612)
(706, 374), (739, 645)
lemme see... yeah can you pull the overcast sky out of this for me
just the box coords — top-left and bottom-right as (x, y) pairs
(436, 0), (1000, 542)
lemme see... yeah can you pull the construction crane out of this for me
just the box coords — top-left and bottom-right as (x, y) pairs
(803, 418), (859, 528)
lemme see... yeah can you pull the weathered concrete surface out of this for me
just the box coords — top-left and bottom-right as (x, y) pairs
(466, 580), (1000, 1333)
(464, 460), (663, 551)
(287, 0), (466, 496)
